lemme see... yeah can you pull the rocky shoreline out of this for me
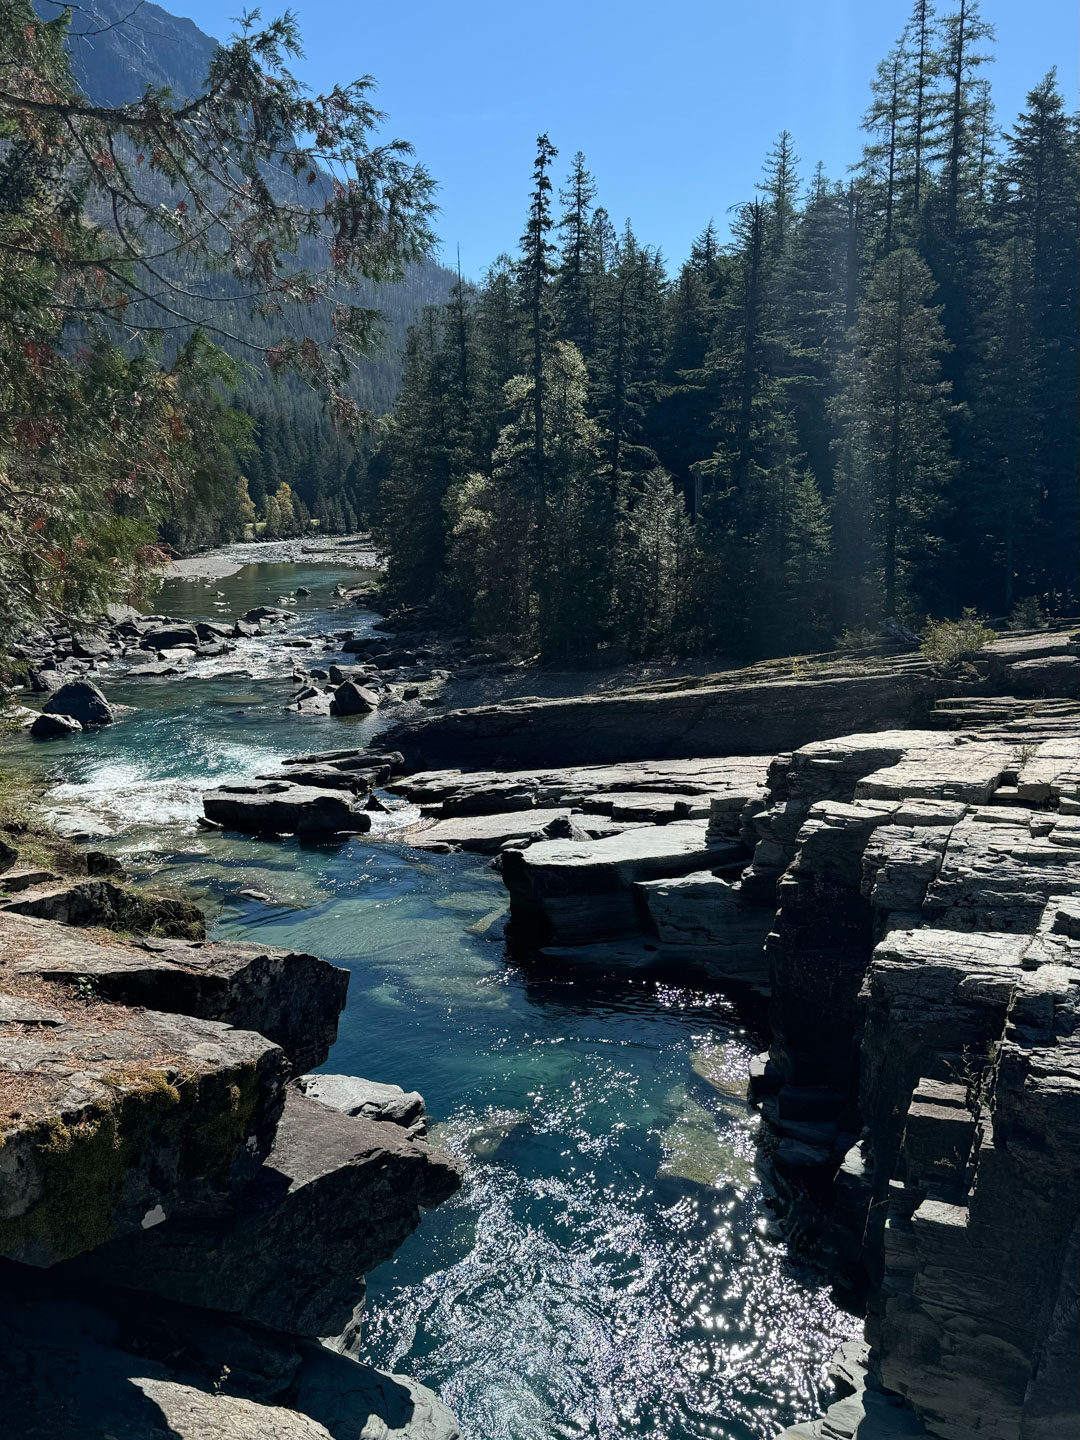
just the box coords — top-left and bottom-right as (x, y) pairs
(0, 856), (463, 1436)
(319, 625), (1079, 1440)
(5, 566), (1080, 1438)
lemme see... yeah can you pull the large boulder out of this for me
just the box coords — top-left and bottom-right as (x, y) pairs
(203, 781), (371, 836)
(42, 680), (114, 728)
(29, 712), (82, 740)
(69, 631), (112, 659)
(330, 681), (380, 716)
(194, 620), (234, 642)
(501, 820), (737, 944)
(1, 880), (205, 940)
(243, 606), (291, 624)
(140, 623), (200, 650)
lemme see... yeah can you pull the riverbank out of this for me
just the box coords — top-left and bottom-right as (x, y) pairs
(166, 532), (381, 581)
(0, 556), (861, 1439)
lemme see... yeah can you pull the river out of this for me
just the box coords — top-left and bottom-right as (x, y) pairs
(2, 561), (857, 1440)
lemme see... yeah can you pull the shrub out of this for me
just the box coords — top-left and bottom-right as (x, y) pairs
(921, 609), (996, 672)
(1007, 595), (1049, 631)
(837, 625), (878, 652)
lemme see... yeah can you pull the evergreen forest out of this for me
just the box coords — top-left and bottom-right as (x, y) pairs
(374, 0), (1079, 661)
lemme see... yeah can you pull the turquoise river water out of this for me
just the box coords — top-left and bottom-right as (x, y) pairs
(2, 562), (857, 1440)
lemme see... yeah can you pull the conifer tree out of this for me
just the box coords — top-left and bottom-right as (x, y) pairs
(556, 152), (598, 354)
(832, 247), (953, 617)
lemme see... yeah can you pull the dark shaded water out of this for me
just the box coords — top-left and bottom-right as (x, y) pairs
(3, 562), (856, 1439)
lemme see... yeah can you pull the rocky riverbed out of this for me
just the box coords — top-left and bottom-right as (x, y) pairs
(4, 560), (1079, 1439)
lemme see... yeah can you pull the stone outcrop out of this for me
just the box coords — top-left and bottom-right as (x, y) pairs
(0, 1273), (462, 1440)
(203, 781), (371, 836)
(0, 912), (347, 1072)
(0, 850), (462, 1435)
(29, 711), (81, 739)
(384, 656), (945, 770)
(63, 1088), (462, 1337)
(1, 877), (206, 939)
(0, 1002), (286, 1266)
(751, 713), (1080, 1440)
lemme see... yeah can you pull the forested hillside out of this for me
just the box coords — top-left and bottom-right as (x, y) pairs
(36, 0), (456, 544)
(376, 0), (1079, 661)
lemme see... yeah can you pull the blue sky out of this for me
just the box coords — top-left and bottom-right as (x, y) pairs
(175, 0), (1077, 278)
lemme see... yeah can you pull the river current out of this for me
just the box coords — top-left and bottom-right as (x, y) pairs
(3, 561), (857, 1440)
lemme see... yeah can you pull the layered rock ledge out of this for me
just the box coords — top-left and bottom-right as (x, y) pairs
(742, 713), (1080, 1439)
(376, 665), (1080, 1439)
(0, 855), (463, 1435)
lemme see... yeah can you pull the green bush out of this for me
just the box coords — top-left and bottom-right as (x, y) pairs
(1007, 595), (1049, 631)
(921, 609), (996, 672)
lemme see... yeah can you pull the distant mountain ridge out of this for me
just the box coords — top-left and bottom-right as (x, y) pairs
(36, 0), (457, 410)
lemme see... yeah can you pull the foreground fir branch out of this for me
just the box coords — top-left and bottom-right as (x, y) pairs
(0, 2), (435, 634)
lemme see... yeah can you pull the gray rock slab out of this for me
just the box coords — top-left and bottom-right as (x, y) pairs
(501, 821), (739, 944)
(29, 711), (82, 739)
(203, 782), (371, 836)
(67, 1090), (462, 1337)
(0, 911), (348, 1072)
(298, 1073), (426, 1130)
(408, 808), (574, 854)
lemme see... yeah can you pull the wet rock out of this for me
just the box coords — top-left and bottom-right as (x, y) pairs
(195, 620), (233, 642)
(288, 692), (334, 716)
(141, 623), (200, 650)
(243, 606), (291, 624)
(42, 680), (114, 728)
(29, 711), (82, 739)
(203, 782), (371, 836)
(330, 681), (381, 716)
